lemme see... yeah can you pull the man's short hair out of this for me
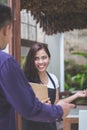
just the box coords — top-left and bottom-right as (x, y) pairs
(0, 3), (12, 29)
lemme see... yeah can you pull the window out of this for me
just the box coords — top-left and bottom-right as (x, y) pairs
(21, 9), (45, 43)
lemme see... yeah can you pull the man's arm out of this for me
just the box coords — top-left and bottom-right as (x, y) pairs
(0, 57), (74, 122)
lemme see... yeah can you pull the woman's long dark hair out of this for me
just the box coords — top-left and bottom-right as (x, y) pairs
(23, 43), (51, 83)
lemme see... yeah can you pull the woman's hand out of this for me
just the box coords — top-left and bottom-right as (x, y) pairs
(75, 90), (87, 98)
(41, 98), (51, 104)
(61, 89), (87, 104)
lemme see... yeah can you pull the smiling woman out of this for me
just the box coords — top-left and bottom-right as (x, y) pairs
(22, 43), (59, 130)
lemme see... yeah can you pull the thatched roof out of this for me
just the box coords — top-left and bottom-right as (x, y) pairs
(21, 0), (87, 35)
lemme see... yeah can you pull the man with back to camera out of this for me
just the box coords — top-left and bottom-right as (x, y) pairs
(0, 3), (75, 130)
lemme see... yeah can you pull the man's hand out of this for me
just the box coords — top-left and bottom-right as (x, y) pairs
(56, 100), (75, 118)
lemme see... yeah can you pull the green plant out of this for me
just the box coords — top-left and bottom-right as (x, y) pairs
(72, 51), (87, 58)
(64, 52), (87, 91)
(65, 63), (87, 91)
(0, 0), (8, 4)
(21, 56), (26, 69)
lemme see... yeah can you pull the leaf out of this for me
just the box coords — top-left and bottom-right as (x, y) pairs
(72, 51), (87, 58)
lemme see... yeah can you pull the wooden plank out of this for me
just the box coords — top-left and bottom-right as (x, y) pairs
(8, 1), (22, 130)
(63, 117), (78, 130)
(8, 0), (21, 64)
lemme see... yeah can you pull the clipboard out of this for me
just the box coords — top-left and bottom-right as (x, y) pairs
(29, 82), (48, 101)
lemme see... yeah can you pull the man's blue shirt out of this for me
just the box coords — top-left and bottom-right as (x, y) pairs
(0, 50), (63, 130)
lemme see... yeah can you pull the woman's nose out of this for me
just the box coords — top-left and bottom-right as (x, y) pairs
(38, 58), (43, 63)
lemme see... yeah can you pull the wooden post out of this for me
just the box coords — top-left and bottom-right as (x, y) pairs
(8, 0), (22, 130)
(8, 0), (21, 64)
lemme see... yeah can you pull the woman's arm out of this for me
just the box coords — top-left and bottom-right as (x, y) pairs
(62, 90), (87, 103)
(54, 88), (59, 104)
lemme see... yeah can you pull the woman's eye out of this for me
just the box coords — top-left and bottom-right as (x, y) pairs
(34, 57), (39, 61)
(34, 56), (47, 61)
(42, 56), (47, 60)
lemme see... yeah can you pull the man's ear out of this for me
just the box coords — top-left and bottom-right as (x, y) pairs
(3, 24), (10, 36)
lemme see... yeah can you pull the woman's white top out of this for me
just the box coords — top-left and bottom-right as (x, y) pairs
(46, 73), (59, 89)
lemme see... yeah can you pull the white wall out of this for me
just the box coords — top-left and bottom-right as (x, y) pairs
(79, 110), (87, 130)
(45, 33), (64, 91)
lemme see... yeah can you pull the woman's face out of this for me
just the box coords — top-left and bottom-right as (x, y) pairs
(34, 48), (50, 73)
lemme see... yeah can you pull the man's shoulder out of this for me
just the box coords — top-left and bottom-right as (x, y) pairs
(0, 50), (11, 59)
(0, 51), (11, 67)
